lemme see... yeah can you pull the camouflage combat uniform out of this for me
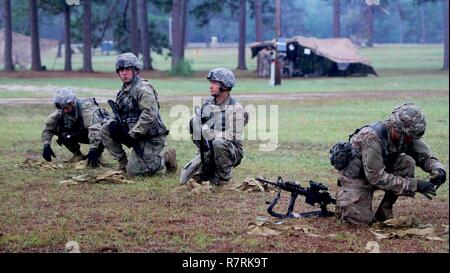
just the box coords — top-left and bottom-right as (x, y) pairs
(336, 108), (445, 225)
(257, 48), (272, 78)
(192, 95), (248, 183)
(42, 97), (108, 157)
(101, 76), (169, 176)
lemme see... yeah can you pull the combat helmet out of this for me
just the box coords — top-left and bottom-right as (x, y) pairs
(206, 68), (236, 89)
(390, 102), (427, 139)
(115, 52), (143, 73)
(54, 88), (77, 109)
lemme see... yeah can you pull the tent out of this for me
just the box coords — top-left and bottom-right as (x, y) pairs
(250, 36), (377, 77)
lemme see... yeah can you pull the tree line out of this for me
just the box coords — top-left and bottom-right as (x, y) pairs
(2, 0), (449, 72)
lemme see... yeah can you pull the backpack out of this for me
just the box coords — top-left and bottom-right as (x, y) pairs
(330, 122), (388, 171)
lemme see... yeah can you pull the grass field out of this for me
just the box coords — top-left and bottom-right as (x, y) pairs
(38, 44), (450, 72)
(0, 45), (448, 253)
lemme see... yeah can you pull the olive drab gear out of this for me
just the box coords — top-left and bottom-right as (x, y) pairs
(334, 105), (445, 225)
(330, 141), (356, 171)
(390, 102), (427, 139)
(184, 95), (249, 185)
(330, 122), (387, 171)
(163, 148), (178, 173)
(206, 68), (236, 89)
(115, 77), (169, 138)
(115, 52), (143, 72)
(101, 75), (173, 177)
(42, 97), (110, 151)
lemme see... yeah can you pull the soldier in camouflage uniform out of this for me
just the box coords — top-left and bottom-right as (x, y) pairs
(185, 68), (248, 186)
(335, 103), (447, 225)
(42, 88), (109, 168)
(100, 53), (177, 177)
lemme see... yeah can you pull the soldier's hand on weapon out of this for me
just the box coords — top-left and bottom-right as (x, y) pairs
(109, 121), (134, 147)
(87, 148), (100, 168)
(43, 144), (56, 162)
(122, 132), (137, 148)
(430, 169), (446, 190)
(108, 120), (124, 137)
(416, 179), (437, 200)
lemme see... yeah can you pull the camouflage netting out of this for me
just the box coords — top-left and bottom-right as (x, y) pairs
(0, 30), (59, 70)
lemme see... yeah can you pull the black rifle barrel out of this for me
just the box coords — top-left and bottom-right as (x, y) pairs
(256, 177), (308, 195)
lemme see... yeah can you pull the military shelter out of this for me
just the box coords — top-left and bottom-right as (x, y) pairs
(250, 36), (377, 78)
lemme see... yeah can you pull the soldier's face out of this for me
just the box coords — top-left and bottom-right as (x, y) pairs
(402, 134), (414, 144)
(62, 104), (74, 114)
(209, 81), (221, 96)
(118, 67), (134, 83)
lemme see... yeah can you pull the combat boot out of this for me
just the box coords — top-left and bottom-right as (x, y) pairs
(117, 156), (128, 172)
(163, 148), (178, 173)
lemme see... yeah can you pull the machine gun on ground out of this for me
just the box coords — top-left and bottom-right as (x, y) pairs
(255, 176), (336, 219)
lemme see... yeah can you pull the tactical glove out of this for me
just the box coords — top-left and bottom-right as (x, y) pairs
(43, 144), (56, 162)
(416, 179), (437, 200)
(121, 132), (137, 148)
(430, 169), (446, 190)
(87, 148), (100, 168)
(109, 121), (135, 147)
(109, 120), (126, 138)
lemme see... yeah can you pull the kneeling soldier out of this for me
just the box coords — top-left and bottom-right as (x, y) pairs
(42, 88), (109, 168)
(181, 68), (249, 186)
(332, 103), (446, 225)
(101, 53), (177, 176)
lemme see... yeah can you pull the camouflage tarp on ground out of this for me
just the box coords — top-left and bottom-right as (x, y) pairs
(20, 158), (64, 170)
(231, 177), (277, 193)
(369, 216), (446, 241)
(58, 170), (135, 185)
(174, 179), (215, 194)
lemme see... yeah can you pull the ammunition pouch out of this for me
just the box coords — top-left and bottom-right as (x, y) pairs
(341, 157), (363, 178)
(329, 141), (357, 171)
(146, 114), (169, 138)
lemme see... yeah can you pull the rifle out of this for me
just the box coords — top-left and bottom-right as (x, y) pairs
(194, 106), (216, 182)
(108, 100), (152, 173)
(255, 176), (336, 219)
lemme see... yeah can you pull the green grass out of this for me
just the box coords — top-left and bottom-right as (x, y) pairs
(1, 45), (448, 99)
(35, 44), (449, 72)
(0, 94), (448, 252)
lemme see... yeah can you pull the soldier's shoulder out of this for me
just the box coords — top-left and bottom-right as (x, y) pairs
(135, 79), (157, 98)
(49, 109), (62, 119)
(79, 98), (98, 109)
(137, 79), (156, 92)
(203, 97), (215, 106)
(352, 126), (380, 143)
(229, 96), (243, 106)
